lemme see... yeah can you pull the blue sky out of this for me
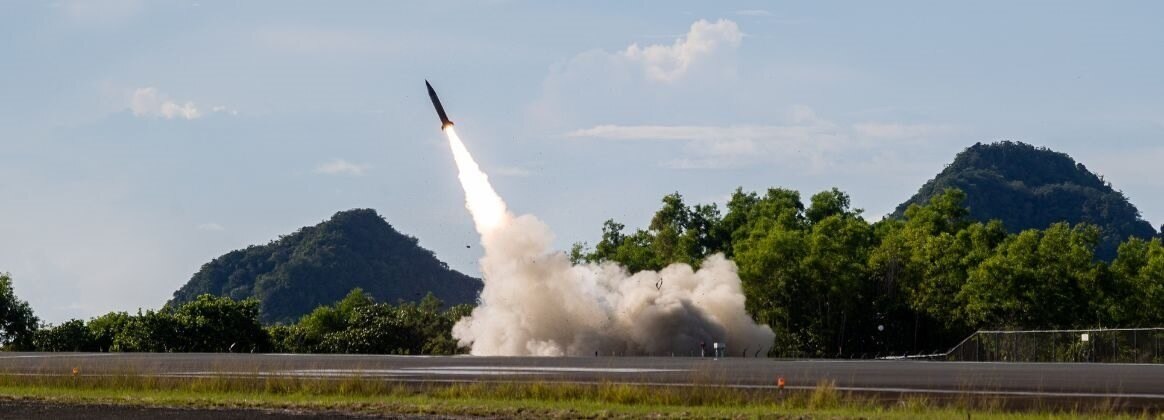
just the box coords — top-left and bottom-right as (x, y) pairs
(2, 1), (1163, 323)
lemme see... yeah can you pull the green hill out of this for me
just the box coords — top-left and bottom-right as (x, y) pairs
(170, 209), (481, 324)
(895, 141), (1158, 259)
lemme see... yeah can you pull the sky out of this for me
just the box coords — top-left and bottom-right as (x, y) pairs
(2, 1), (1163, 323)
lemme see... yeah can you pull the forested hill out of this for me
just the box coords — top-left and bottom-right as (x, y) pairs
(895, 141), (1158, 259)
(170, 209), (481, 324)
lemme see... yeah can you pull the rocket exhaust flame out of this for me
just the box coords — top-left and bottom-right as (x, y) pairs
(445, 127), (507, 234)
(435, 83), (774, 357)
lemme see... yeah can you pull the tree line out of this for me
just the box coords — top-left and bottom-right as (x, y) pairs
(573, 187), (1164, 357)
(1, 278), (468, 355)
(3, 186), (1164, 356)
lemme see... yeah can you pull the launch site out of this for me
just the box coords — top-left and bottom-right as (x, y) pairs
(3, 2), (1164, 419)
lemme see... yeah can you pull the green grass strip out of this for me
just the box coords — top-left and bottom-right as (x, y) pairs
(0, 374), (1150, 419)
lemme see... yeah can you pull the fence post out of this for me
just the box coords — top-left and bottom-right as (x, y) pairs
(1113, 334), (1117, 363)
(975, 334), (979, 362)
(1013, 334), (1018, 362)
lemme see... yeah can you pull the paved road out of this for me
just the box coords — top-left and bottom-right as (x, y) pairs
(1, 353), (1162, 401)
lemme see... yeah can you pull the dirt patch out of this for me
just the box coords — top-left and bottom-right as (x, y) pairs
(0, 398), (464, 420)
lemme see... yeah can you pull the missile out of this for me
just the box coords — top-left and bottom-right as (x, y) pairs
(425, 80), (454, 130)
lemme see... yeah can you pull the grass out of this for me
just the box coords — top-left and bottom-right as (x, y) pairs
(0, 372), (1156, 419)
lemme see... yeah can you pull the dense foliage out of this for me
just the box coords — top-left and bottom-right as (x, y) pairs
(0, 273), (38, 350)
(577, 187), (1164, 357)
(29, 289), (469, 355)
(33, 294), (269, 352)
(269, 289), (471, 355)
(171, 209), (481, 324)
(896, 141), (1158, 259)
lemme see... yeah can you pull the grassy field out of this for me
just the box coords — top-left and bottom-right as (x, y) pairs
(0, 373), (1157, 419)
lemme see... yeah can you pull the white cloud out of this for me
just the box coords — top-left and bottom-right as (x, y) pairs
(567, 106), (954, 171)
(129, 87), (201, 120)
(567, 124), (830, 143)
(567, 105), (845, 170)
(210, 106), (239, 116)
(196, 222), (224, 231)
(621, 19), (743, 83)
(314, 159), (369, 176)
(526, 18), (745, 129)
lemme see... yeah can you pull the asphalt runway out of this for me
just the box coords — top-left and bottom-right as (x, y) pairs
(2, 353), (1162, 406)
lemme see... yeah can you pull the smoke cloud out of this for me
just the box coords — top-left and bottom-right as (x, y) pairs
(444, 128), (774, 356)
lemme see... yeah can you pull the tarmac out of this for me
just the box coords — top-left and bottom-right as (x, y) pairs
(2, 352), (1162, 399)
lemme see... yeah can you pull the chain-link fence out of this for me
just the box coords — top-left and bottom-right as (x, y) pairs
(944, 328), (1164, 363)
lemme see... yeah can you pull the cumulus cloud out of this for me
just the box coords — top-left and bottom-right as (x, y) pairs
(621, 19), (743, 83)
(527, 19), (745, 128)
(129, 87), (201, 120)
(314, 159), (369, 176)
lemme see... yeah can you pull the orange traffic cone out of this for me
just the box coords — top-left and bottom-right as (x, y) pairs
(777, 376), (786, 390)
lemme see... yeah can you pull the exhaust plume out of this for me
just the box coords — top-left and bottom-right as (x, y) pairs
(444, 127), (774, 356)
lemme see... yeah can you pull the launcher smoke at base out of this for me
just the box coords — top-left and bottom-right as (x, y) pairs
(425, 80), (454, 130)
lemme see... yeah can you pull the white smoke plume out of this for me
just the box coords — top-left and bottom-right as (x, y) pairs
(444, 127), (774, 356)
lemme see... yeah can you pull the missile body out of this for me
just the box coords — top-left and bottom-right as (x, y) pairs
(425, 80), (454, 130)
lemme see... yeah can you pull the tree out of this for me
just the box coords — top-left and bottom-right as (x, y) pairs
(1109, 238), (1164, 325)
(168, 294), (270, 352)
(88, 312), (131, 352)
(0, 273), (38, 350)
(110, 309), (180, 352)
(960, 223), (1101, 329)
(277, 288), (374, 353)
(798, 197), (874, 356)
(866, 188), (1000, 352)
(33, 319), (92, 352)
(271, 289), (468, 355)
(806, 188), (852, 224)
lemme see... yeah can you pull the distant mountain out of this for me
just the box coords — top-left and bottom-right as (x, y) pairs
(895, 141), (1158, 259)
(171, 209), (481, 324)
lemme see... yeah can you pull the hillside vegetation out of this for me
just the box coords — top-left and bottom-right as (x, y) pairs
(170, 209), (480, 324)
(895, 141), (1159, 259)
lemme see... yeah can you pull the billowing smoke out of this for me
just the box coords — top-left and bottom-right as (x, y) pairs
(444, 127), (774, 356)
